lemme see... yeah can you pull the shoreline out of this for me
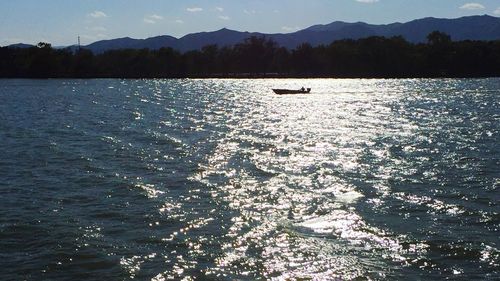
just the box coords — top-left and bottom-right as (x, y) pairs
(1, 75), (499, 79)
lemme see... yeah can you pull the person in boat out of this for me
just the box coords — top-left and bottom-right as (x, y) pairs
(301, 87), (305, 91)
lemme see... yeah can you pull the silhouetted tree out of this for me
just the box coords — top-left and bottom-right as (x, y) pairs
(427, 31), (452, 46)
(1, 32), (499, 78)
(426, 31), (453, 76)
(72, 49), (95, 77)
(233, 36), (278, 74)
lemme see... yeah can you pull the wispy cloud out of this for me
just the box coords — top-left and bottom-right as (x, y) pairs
(81, 33), (108, 42)
(88, 11), (107, 18)
(459, 3), (485, 10)
(215, 7), (224, 12)
(218, 15), (230, 21)
(187, 7), (203, 12)
(175, 19), (184, 24)
(244, 9), (256, 15)
(144, 14), (163, 24)
(282, 26), (300, 32)
(2, 37), (24, 45)
(82, 26), (108, 43)
(150, 14), (164, 20)
(355, 0), (379, 3)
(495, 7), (500, 15)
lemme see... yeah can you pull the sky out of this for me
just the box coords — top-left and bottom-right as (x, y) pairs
(1, 0), (500, 46)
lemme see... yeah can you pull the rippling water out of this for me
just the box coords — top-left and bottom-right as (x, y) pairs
(0, 78), (498, 280)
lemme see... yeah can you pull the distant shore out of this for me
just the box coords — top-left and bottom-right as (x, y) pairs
(1, 33), (499, 79)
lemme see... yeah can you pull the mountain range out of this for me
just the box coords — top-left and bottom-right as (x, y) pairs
(7, 15), (500, 54)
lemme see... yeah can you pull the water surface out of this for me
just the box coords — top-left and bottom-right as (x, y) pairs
(0, 78), (498, 280)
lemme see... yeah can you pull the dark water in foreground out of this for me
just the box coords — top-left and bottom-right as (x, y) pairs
(0, 79), (498, 280)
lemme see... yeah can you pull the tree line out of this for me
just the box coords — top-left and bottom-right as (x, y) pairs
(1, 31), (499, 78)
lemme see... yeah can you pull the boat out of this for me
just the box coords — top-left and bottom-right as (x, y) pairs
(272, 88), (311, 95)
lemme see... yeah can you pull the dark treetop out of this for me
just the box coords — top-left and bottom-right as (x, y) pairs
(1, 32), (499, 78)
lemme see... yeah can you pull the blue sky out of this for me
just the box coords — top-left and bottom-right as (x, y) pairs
(1, 0), (499, 46)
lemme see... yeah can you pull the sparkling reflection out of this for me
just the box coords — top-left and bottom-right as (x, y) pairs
(189, 79), (416, 279)
(2, 79), (497, 280)
(187, 79), (499, 279)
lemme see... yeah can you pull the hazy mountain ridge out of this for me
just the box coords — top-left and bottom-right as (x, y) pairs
(6, 15), (500, 53)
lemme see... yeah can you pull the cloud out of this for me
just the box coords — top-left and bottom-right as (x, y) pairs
(150, 14), (163, 20)
(175, 19), (184, 24)
(187, 7), (203, 12)
(244, 9), (256, 15)
(459, 3), (485, 10)
(215, 7), (224, 12)
(81, 35), (95, 41)
(218, 15), (230, 21)
(144, 14), (164, 24)
(81, 33), (108, 42)
(495, 7), (500, 15)
(282, 26), (300, 32)
(2, 38), (24, 45)
(355, 0), (379, 3)
(89, 11), (107, 18)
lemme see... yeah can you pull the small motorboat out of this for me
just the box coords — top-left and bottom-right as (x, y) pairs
(272, 88), (311, 95)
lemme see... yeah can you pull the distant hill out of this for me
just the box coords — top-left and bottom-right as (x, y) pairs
(285, 15), (500, 46)
(176, 28), (261, 51)
(7, 15), (500, 53)
(86, 35), (178, 54)
(383, 15), (500, 42)
(7, 43), (34, 49)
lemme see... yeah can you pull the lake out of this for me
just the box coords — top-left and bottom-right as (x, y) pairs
(0, 78), (498, 280)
